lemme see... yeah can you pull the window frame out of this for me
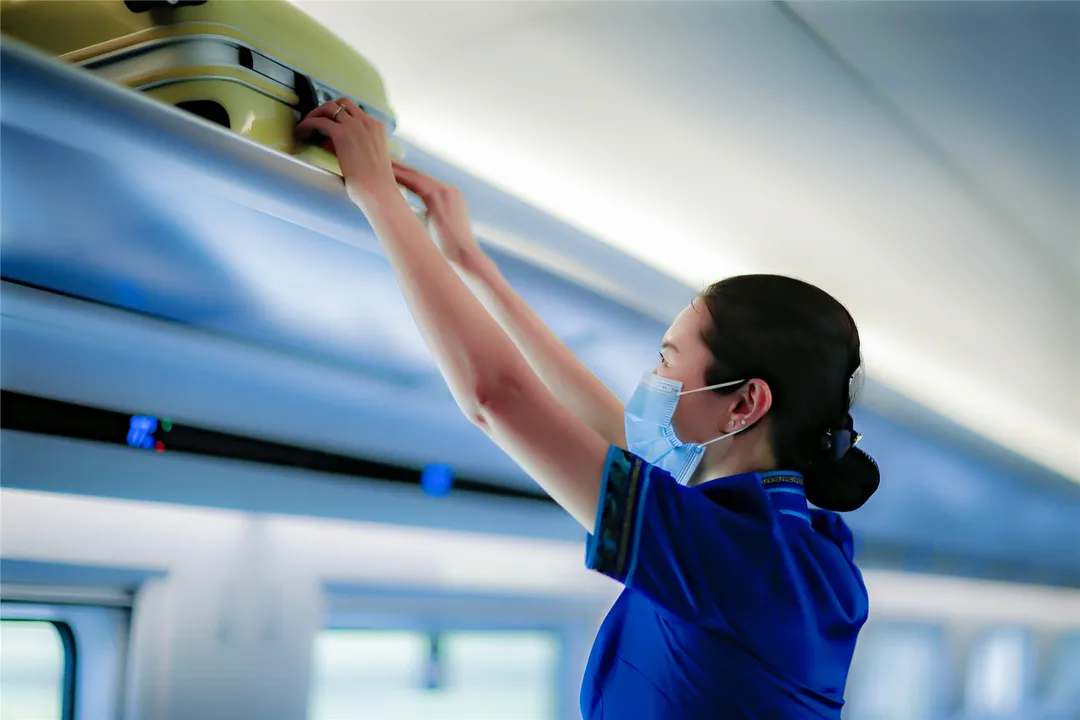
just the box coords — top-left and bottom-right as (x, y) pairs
(1, 600), (129, 720)
(318, 583), (605, 720)
(310, 625), (565, 720)
(0, 616), (77, 720)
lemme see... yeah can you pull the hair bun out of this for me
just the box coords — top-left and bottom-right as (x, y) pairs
(806, 446), (880, 512)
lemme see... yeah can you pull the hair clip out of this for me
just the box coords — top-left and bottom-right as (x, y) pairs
(822, 427), (858, 461)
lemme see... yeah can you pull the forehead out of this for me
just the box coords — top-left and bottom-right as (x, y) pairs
(664, 298), (706, 343)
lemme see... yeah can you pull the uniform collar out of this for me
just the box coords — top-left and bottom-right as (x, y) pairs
(755, 470), (811, 523)
(692, 469), (810, 523)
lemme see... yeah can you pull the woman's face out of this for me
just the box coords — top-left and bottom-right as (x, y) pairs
(655, 297), (769, 446)
(654, 297), (774, 482)
(654, 297), (732, 443)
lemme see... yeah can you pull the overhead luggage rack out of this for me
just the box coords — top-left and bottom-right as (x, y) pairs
(0, 36), (416, 249)
(0, 0), (403, 173)
(0, 36), (682, 398)
(0, 38), (440, 380)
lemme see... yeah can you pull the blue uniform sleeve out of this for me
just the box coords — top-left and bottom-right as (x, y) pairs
(585, 445), (803, 631)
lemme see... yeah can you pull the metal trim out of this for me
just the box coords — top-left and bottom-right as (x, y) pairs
(0, 585), (136, 608)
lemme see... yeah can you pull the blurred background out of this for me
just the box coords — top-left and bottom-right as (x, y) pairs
(1, 1), (1077, 719)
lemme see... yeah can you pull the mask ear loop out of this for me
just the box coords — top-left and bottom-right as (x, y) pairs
(677, 378), (746, 396)
(678, 378), (752, 447)
(698, 421), (754, 448)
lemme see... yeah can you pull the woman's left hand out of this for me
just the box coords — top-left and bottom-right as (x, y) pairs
(295, 97), (396, 208)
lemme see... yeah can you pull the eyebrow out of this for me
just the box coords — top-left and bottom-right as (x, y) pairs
(661, 340), (680, 352)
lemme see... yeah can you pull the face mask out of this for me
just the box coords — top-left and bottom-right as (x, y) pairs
(624, 370), (752, 486)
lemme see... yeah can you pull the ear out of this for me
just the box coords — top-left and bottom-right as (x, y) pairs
(747, 379), (773, 419)
(728, 379), (772, 429)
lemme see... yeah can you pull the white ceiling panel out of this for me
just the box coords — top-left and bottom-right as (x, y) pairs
(291, 0), (1080, 480)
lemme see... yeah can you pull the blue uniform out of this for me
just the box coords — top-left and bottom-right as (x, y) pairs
(581, 445), (868, 719)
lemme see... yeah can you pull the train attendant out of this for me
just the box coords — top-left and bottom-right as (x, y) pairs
(297, 99), (880, 719)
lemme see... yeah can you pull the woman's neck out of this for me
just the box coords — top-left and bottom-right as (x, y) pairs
(689, 441), (778, 486)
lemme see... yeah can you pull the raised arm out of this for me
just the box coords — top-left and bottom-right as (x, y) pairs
(296, 98), (610, 530)
(392, 162), (628, 449)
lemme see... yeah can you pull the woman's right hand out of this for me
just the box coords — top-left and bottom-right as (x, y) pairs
(394, 166), (627, 451)
(392, 161), (484, 269)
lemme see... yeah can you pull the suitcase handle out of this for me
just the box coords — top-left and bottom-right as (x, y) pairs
(124, 0), (208, 11)
(294, 71), (320, 120)
(293, 70), (387, 130)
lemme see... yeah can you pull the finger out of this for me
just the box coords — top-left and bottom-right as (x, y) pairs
(334, 96), (366, 119)
(335, 97), (374, 125)
(302, 99), (347, 122)
(335, 97), (388, 131)
(392, 169), (442, 202)
(391, 161), (427, 180)
(295, 116), (341, 141)
(308, 99), (341, 119)
(395, 171), (432, 199)
(392, 163), (442, 193)
(391, 162), (428, 184)
(391, 161), (445, 189)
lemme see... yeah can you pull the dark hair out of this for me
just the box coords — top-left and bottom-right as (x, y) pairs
(697, 274), (879, 511)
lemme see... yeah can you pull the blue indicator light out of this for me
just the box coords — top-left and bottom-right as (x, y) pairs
(127, 415), (158, 449)
(420, 463), (454, 497)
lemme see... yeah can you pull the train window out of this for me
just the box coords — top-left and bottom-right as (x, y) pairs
(309, 628), (559, 719)
(2, 599), (129, 720)
(1041, 632), (1080, 716)
(0, 619), (74, 720)
(964, 627), (1033, 716)
(845, 622), (944, 720)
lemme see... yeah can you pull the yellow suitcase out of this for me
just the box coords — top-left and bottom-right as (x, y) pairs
(0, 0), (404, 175)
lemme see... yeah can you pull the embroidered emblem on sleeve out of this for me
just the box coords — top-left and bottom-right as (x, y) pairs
(586, 446), (647, 581)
